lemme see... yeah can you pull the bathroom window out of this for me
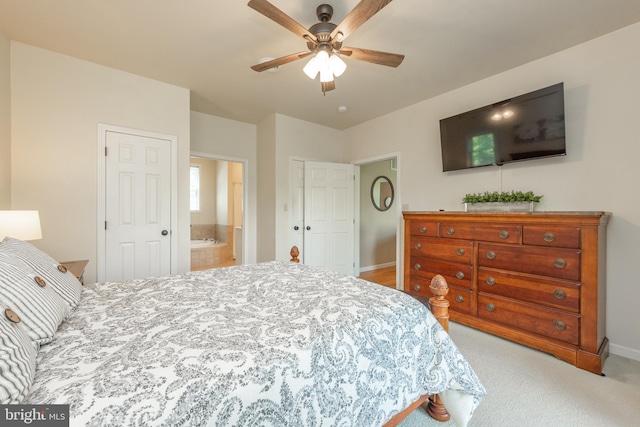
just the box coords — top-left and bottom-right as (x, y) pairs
(190, 165), (201, 212)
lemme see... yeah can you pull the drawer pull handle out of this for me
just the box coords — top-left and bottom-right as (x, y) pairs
(420, 226), (427, 233)
(413, 284), (422, 292)
(446, 228), (455, 235)
(554, 258), (567, 269)
(553, 289), (567, 300)
(455, 271), (465, 280)
(455, 295), (464, 303)
(499, 230), (510, 239)
(485, 303), (496, 312)
(456, 248), (465, 256)
(415, 243), (422, 250)
(414, 263), (422, 271)
(553, 320), (567, 331)
(486, 251), (496, 260)
(486, 277), (496, 286)
(543, 232), (556, 243)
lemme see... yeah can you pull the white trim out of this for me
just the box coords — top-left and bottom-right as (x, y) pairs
(97, 123), (178, 282)
(359, 261), (396, 274)
(190, 151), (249, 268)
(610, 343), (640, 362)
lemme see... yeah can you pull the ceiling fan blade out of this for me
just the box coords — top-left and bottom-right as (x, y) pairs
(251, 51), (312, 72)
(330, 0), (394, 42)
(248, 0), (314, 40)
(338, 47), (404, 67)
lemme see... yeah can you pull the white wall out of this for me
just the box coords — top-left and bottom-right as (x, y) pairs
(215, 160), (229, 225)
(190, 110), (257, 264)
(0, 30), (10, 209)
(344, 23), (640, 360)
(10, 42), (191, 283)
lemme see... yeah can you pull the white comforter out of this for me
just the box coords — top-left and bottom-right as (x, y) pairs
(27, 261), (485, 426)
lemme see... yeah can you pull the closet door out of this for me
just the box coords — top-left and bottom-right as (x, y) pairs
(289, 160), (305, 262)
(303, 161), (355, 276)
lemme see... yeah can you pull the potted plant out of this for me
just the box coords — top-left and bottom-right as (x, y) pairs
(462, 191), (543, 212)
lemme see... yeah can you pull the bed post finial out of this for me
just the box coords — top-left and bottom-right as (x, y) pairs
(290, 246), (300, 263)
(429, 274), (450, 333)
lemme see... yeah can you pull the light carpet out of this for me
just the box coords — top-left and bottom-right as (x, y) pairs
(399, 322), (640, 427)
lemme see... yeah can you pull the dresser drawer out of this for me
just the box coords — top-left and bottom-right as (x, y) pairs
(410, 237), (473, 264)
(409, 256), (473, 289)
(478, 243), (580, 281)
(409, 221), (439, 237)
(477, 269), (580, 312)
(478, 294), (579, 345)
(439, 222), (520, 244)
(523, 225), (581, 249)
(406, 277), (473, 315)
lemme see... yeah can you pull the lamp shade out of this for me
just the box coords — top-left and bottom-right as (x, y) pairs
(328, 54), (346, 77)
(0, 210), (43, 241)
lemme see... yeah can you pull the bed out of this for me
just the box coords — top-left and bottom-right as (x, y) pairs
(0, 238), (485, 426)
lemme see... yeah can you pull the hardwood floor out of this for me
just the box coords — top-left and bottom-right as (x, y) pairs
(359, 265), (396, 289)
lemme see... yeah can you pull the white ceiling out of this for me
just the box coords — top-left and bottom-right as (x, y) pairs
(1, 0), (640, 130)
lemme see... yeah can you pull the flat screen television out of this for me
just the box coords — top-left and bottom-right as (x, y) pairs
(439, 83), (566, 172)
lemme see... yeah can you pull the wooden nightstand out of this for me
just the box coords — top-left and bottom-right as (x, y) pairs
(59, 260), (89, 285)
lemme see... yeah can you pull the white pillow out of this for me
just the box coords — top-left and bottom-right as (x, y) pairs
(0, 302), (37, 404)
(0, 237), (82, 312)
(0, 252), (70, 345)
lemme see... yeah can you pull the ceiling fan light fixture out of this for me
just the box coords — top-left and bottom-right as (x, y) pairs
(319, 68), (334, 83)
(328, 54), (346, 77)
(315, 49), (329, 64)
(303, 56), (320, 79)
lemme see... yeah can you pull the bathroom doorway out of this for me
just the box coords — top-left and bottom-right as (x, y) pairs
(190, 155), (244, 271)
(356, 155), (399, 288)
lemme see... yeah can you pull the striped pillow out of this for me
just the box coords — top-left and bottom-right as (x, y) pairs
(0, 302), (37, 404)
(0, 237), (82, 312)
(0, 253), (70, 346)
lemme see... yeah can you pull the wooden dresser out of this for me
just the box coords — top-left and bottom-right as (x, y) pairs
(403, 211), (609, 374)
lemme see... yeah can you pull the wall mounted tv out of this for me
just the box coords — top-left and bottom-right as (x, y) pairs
(439, 83), (566, 172)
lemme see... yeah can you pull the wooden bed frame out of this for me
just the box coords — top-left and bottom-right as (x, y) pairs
(289, 246), (451, 425)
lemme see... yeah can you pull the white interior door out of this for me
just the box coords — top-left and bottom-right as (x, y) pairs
(104, 130), (172, 281)
(303, 161), (355, 275)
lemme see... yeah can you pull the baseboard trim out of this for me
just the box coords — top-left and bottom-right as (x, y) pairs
(360, 262), (396, 273)
(609, 343), (640, 362)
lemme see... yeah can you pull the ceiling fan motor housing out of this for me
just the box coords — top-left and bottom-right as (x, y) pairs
(308, 4), (338, 50)
(316, 4), (333, 22)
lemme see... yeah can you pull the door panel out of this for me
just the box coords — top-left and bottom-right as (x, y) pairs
(304, 161), (355, 275)
(105, 131), (171, 281)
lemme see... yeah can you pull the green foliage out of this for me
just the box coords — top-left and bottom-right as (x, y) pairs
(462, 191), (543, 204)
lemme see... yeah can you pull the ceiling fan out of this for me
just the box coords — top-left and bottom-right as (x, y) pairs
(248, 0), (404, 93)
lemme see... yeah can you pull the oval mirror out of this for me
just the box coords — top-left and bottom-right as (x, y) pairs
(371, 176), (394, 212)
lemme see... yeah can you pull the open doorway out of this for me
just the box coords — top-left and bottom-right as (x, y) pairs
(356, 156), (398, 289)
(189, 155), (244, 271)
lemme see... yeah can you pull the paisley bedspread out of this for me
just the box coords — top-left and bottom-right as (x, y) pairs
(26, 261), (485, 426)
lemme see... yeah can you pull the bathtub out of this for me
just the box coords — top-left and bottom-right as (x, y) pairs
(190, 240), (233, 270)
(190, 239), (222, 248)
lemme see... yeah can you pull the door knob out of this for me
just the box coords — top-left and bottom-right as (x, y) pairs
(294, 226), (299, 230)
(161, 230), (168, 236)
(306, 226), (311, 230)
